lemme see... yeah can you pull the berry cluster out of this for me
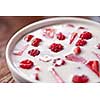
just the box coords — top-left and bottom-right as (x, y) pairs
(32, 38), (42, 47)
(72, 75), (89, 83)
(56, 32), (66, 40)
(28, 49), (40, 57)
(76, 31), (92, 46)
(20, 59), (34, 69)
(49, 43), (64, 53)
(24, 35), (34, 42)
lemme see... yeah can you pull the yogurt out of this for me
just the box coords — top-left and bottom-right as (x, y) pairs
(11, 22), (100, 83)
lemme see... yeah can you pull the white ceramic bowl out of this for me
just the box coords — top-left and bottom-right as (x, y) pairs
(6, 17), (100, 83)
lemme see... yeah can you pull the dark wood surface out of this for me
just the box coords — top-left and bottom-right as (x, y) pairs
(0, 16), (93, 83)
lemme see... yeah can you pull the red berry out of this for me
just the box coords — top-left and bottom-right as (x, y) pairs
(80, 31), (92, 40)
(20, 59), (34, 69)
(76, 39), (87, 46)
(49, 43), (64, 53)
(86, 60), (99, 76)
(31, 38), (42, 47)
(56, 32), (66, 40)
(24, 35), (33, 42)
(72, 75), (89, 83)
(28, 49), (40, 57)
(74, 46), (81, 55)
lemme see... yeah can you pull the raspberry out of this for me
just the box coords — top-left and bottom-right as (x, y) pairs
(76, 39), (87, 46)
(49, 43), (64, 53)
(80, 31), (92, 40)
(28, 49), (40, 57)
(53, 58), (66, 67)
(24, 35), (33, 42)
(20, 59), (34, 69)
(74, 46), (81, 55)
(72, 75), (89, 83)
(86, 60), (99, 76)
(31, 38), (42, 47)
(56, 32), (66, 40)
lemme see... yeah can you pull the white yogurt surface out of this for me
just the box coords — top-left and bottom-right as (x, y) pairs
(11, 23), (100, 83)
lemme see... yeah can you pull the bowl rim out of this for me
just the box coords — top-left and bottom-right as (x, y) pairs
(6, 17), (100, 83)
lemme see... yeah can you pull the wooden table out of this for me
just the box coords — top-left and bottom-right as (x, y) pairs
(0, 16), (94, 83)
